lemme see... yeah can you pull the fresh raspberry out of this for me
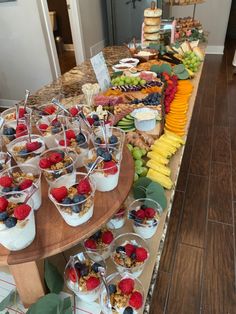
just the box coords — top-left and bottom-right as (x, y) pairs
(87, 117), (94, 126)
(19, 179), (33, 190)
(117, 207), (125, 214)
(70, 107), (79, 116)
(65, 129), (76, 140)
(0, 176), (13, 188)
(38, 123), (49, 131)
(68, 268), (79, 283)
(103, 161), (118, 175)
(14, 204), (31, 220)
(145, 207), (156, 219)
(135, 247), (148, 262)
(43, 105), (56, 115)
(84, 238), (97, 249)
(101, 230), (114, 245)
(129, 291), (143, 309)
(39, 158), (51, 169)
(51, 118), (60, 126)
(86, 276), (100, 291)
(59, 139), (70, 147)
(18, 108), (26, 118)
(125, 243), (136, 257)
(0, 197), (8, 212)
(136, 209), (145, 220)
(16, 124), (27, 137)
(26, 141), (41, 152)
(49, 152), (63, 164)
(51, 186), (68, 202)
(118, 278), (134, 295)
(77, 179), (91, 195)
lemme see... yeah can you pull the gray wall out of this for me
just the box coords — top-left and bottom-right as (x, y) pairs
(0, 0), (53, 104)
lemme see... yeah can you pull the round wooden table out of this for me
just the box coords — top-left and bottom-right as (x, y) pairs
(0, 147), (134, 307)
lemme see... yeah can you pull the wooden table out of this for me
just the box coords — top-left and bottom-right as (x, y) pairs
(0, 147), (134, 307)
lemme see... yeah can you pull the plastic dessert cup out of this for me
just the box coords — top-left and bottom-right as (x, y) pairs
(83, 227), (115, 262)
(107, 206), (126, 229)
(35, 103), (60, 118)
(128, 198), (162, 239)
(55, 128), (90, 168)
(91, 126), (125, 152)
(0, 152), (11, 174)
(65, 251), (106, 302)
(0, 106), (32, 126)
(39, 148), (77, 188)
(84, 148), (122, 192)
(6, 134), (45, 167)
(0, 192), (36, 251)
(2, 120), (29, 145)
(36, 115), (68, 148)
(100, 272), (145, 314)
(48, 173), (96, 227)
(0, 164), (42, 210)
(87, 110), (115, 129)
(111, 233), (149, 278)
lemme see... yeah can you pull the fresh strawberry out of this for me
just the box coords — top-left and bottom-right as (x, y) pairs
(86, 276), (100, 291)
(144, 207), (156, 219)
(68, 268), (79, 283)
(125, 243), (136, 257)
(18, 108), (26, 118)
(51, 186), (68, 202)
(103, 161), (118, 175)
(19, 179), (33, 190)
(101, 230), (114, 244)
(38, 123), (49, 131)
(65, 129), (76, 140)
(135, 247), (148, 262)
(43, 105), (56, 115)
(136, 209), (145, 220)
(26, 141), (41, 152)
(70, 107), (79, 116)
(118, 278), (134, 295)
(49, 152), (63, 164)
(87, 117), (94, 126)
(59, 139), (70, 147)
(0, 176), (13, 188)
(0, 197), (8, 212)
(84, 238), (97, 249)
(129, 291), (143, 309)
(14, 204), (31, 220)
(77, 179), (91, 195)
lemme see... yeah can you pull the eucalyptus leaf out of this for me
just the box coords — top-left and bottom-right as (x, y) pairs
(44, 260), (64, 294)
(133, 177), (152, 199)
(146, 182), (167, 212)
(26, 293), (61, 314)
(0, 290), (17, 311)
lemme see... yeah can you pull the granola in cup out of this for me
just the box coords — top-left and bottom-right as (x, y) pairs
(91, 126), (125, 152)
(0, 152), (11, 174)
(107, 206), (126, 229)
(1, 106), (32, 125)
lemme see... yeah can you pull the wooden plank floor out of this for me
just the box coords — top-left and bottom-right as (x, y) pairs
(150, 40), (236, 314)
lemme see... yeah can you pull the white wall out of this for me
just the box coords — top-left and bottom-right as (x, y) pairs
(172, 0), (232, 53)
(0, 0), (53, 104)
(78, 0), (108, 58)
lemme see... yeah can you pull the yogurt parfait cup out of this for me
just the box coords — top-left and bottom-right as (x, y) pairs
(34, 103), (60, 118)
(0, 165), (42, 210)
(0, 192), (36, 251)
(83, 227), (115, 261)
(86, 108), (115, 129)
(111, 233), (149, 278)
(128, 198), (162, 239)
(2, 120), (29, 145)
(100, 272), (144, 314)
(39, 148), (77, 188)
(91, 126), (125, 152)
(7, 134), (45, 167)
(65, 251), (106, 302)
(55, 128), (89, 168)
(1, 106), (32, 126)
(48, 173), (96, 227)
(107, 206), (126, 229)
(0, 152), (11, 174)
(84, 148), (122, 192)
(36, 115), (68, 148)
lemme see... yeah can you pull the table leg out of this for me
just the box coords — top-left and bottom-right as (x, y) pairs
(9, 260), (46, 308)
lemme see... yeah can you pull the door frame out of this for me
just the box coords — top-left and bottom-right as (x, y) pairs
(37, 0), (86, 80)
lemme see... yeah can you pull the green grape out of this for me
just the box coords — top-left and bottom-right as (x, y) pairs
(135, 159), (143, 167)
(125, 77), (132, 84)
(133, 146), (141, 151)
(140, 167), (148, 177)
(141, 148), (147, 156)
(127, 144), (133, 152)
(135, 165), (143, 175)
(133, 79), (139, 86)
(140, 79), (146, 86)
(132, 150), (142, 160)
(134, 173), (139, 182)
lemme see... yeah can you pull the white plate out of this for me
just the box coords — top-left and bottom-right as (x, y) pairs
(112, 63), (134, 72)
(119, 58), (139, 66)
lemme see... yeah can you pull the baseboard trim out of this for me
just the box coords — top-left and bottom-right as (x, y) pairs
(0, 99), (19, 108)
(64, 44), (74, 51)
(206, 45), (224, 55)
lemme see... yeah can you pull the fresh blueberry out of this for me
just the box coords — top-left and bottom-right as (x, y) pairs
(109, 135), (118, 145)
(51, 127), (60, 134)
(0, 211), (8, 221)
(4, 217), (17, 228)
(76, 133), (86, 144)
(80, 265), (89, 277)
(3, 127), (16, 136)
(102, 152), (112, 162)
(72, 205), (81, 213)
(141, 205), (147, 210)
(67, 165), (74, 173)
(2, 187), (12, 193)
(93, 120), (100, 127)
(108, 284), (117, 294)
(130, 252), (136, 260)
(91, 230), (102, 240)
(97, 147), (105, 157)
(75, 262), (84, 270)
(128, 210), (136, 220)
(51, 120), (61, 127)
(116, 246), (125, 254)
(87, 162), (94, 169)
(92, 262), (102, 273)
(92, 114), (99, 121)
(123, 307), (133, 314)
(12, 186), (20, 192)
(62, 197), (72, 204)
(95, 137), (102, 144)
(73, 195), (86, 203)
(53, 170), (61, 179)
(18, 149), (29, 157)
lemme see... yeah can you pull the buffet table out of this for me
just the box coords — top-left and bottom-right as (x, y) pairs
(0, 46), (204, 311)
